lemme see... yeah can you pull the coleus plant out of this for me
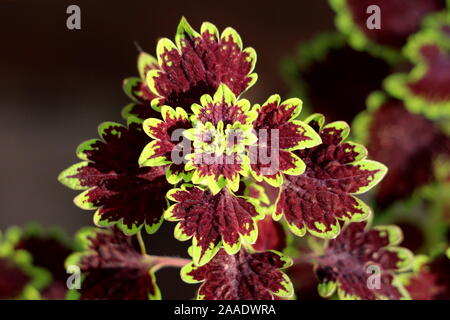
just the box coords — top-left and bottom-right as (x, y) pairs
(0, 0), (448, 301)
(52, 17), (421, 300)
(54, 17), (414, 300)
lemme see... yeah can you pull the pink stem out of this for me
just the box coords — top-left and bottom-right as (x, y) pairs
(147, 255), (191, 270)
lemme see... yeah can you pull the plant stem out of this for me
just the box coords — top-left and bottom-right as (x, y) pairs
(148, 256), (191, 271)
(136, 231), (146, 255)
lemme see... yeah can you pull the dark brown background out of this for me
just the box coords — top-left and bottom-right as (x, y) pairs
(0, 0), (334, 299)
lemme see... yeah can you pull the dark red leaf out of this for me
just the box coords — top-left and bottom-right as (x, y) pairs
(191, 84), (254, 126)
(166, 185), (262, 265)
(67, 227), (160, 300)
(58, 120), (172, 234)
(16, 235), (71, 284)
(0, 248), (50, 300)
(122, 52), (161, 120)
(407, 44), (450, 103)
(383, 18), (450, 119)
(181, 248), (293, 300)
(364, 97), (450, 207)
(315, 221), (412, 300)
(250, 95), (321, 186)
(405, 255), (450, 300)
(0, 257), (31, 299)
(337, 0), (445, 48)
(147, 18), (257, 110)
(14, 228), (73, 299)
(275, 114), (386, 238)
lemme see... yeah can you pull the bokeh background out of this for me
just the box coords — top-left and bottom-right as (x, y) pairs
(0, 0), (335, 299)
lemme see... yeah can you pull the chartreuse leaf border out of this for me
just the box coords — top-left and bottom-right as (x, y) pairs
(373, 181), (450, 255)
(0, 229), (52, 300)
(317, 222), (413, 300)
(2, 223), (73, 255)
(121, 51), (160, 120)
(384, 26), (450, 120)
(122, 51), (158, 102)
(139, 105), (193, 185)
(396, 252), (450, 298)
(328, 0), (404, 63)
(184, 124), (252, 195)
(240, 179), (271, 214)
